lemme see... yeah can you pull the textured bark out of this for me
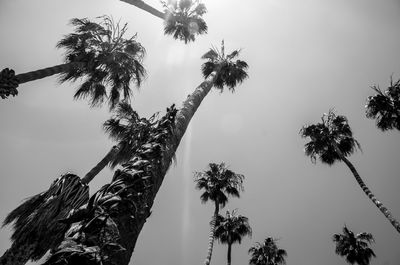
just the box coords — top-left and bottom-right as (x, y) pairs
(334, 145), (400, 234)
(119, 0), (166, 19)
(204, 201), (219, 265)
(15, 62), (84, 84)
(81, 146), (119, 184)
(0, 240), (35, 265)
(227, 243), (232, 265)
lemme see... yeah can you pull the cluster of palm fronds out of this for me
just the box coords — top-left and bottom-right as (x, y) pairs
(44, 104), (177, 264)
(0, 68), (18, 99)
(366, 78), (400, 131)
(3, 174), (89, 261)
(162, 0), (207, 43)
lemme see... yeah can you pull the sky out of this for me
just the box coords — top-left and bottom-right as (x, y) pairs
(0, 0), (400, 265)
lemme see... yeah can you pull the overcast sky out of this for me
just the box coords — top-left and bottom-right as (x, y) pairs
(0, 0), (400, 265)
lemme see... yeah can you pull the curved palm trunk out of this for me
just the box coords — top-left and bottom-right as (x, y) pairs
(119, 0), (166, 19)
(81, 145), (119, 184)
(0, 62), (84, 99)
(334, 145), (400, 234)
(204, 201), (220, 265)
(227, 242), (232, 265)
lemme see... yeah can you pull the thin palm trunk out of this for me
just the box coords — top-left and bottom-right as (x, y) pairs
(334, 145), (400, 234)
(119, 0), (166, 19)
(204, 201), (220, 265)
(81, 145), (119, 184)
(227, 242), (232, 265)
(16, 62), (83, 84)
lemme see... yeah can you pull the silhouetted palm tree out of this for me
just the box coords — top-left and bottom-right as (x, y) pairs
(0, 16), (146, 109)
(366, 77), (400, 131)
(300, 110), (400, 234)
(215, 209), (252, 265)
(41, 41), (248, 265)
(195, 163), (244, 265)
(249, 237), (287, 265)
(333, 226), (376, 265)
(120, 0), (207, 43)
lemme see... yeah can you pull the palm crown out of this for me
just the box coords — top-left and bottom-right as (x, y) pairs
(333, 226), (376, 265)
(300, 110), (361, 165)
(194, 162), (244, 207)
(365, 78), (400, 131)
(201, 40), (249, 91)
(58, 16), (146, 109)
(249, 237), (287, 265)
(215, 209), (252, 245)
(162, 0), (207, 43)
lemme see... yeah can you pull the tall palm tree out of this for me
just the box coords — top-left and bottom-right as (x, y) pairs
(365, 77), (400, 131)
(300, 110), (400, 234)
(333, 226), (376, 265)
(0, 16), (146, 109)
(215, 209), (252, 265)
(194, 163), (245, 265)
(249, 237), (287, 265)
(41, 41), (248, 265)
(119, 0), (207, 43)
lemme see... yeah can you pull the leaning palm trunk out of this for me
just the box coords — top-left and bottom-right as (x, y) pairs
(0, 62), (84, 99)
(334, 145), (400, 234)
(204, 201), (219, 265)
(119, 0), (165, 19)
(44, 72), (218, 265)
(81, 145), (119, 184)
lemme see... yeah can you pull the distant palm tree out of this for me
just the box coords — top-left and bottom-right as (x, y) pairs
(249, 237), (287, 265)
(300, 110), (400, 234)
(366, 77), (400, 131)
(333, 226), (376, 265)
(194, 163), (244, 265)
(0, 16), (146, 109)
(215, 209), (252, 265)
(119, 0), (207, 43)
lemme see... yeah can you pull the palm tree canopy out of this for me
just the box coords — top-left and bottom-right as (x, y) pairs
(162, 0), (207, 43)
(366, 78), (400, 131)
(57, 16), (146, 109)
(300, 110), (361, 165)
(333, 226), (376, 265)
(194, 163), (244, 207)
(103, 101), (173, 168)
(215, 209), (252, 245)
(201, 40), (249, 91)
(249, 237), (287, 265)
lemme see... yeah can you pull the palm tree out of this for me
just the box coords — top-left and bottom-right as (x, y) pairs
(300, 110), (400, 234)
(365, 77), (400, 131)
(215, 209), (252, 265)
(0, 174), (89, 265)
(41, 41), (248, 265)
(194, 163), (245, 265)
(119, 0), (207, 43)
(333, 225), (376, 265)
(0, 16), (146, 109)
(0, 102), (159, 265)
(249, 237), (287, 265)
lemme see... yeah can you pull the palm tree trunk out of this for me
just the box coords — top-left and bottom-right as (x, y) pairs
(334, 145), (400, 234)
(227, 243), (232, 265)
(204, 201), (220, 265)
(119, 0), (166, 19)
(81, 145), (119, 184)
(15, 62), (84, 84)
(44, 71), (218, 265)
